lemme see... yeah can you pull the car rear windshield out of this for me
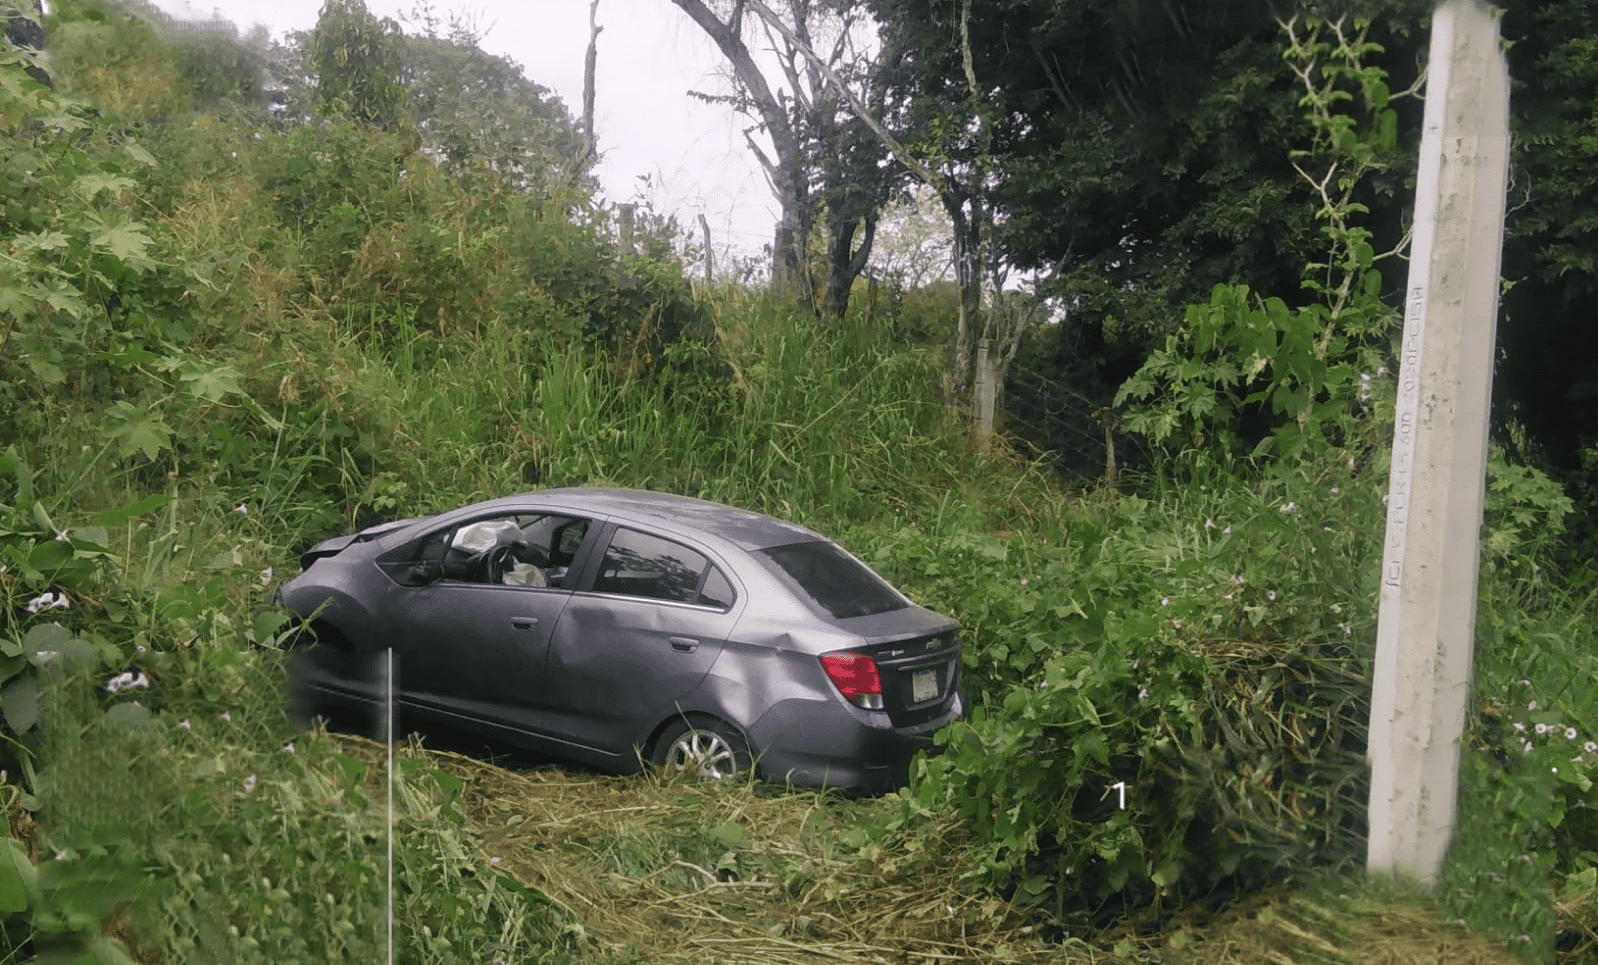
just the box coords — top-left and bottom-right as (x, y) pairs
(758, 542), (907, 619)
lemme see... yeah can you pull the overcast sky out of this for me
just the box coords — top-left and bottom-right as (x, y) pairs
(151, 0), (778, 265)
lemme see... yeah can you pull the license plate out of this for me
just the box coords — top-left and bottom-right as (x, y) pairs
(911, 668), (938, 703)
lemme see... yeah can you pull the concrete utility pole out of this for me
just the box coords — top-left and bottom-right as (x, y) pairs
(1367, 0), (1509, 886)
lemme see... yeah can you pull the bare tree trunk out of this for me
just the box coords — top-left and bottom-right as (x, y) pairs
(821, 212), (876, 321)
(671, 0), (808, 298)
(581, 0), (602, 166)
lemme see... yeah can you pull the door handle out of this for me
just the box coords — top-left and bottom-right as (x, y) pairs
(668, 636), (698, 653)
(511, 617), (539, 630)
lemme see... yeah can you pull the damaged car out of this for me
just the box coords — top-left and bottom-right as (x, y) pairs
(279, 488), (963, 794)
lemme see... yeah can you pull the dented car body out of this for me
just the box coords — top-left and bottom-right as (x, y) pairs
(280, 488), (962, 793)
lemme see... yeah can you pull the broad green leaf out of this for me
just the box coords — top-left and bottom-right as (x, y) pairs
(27, 537), (72, 571)
(121, 139), (157, 167)
(73, 171), (135, 199)
(104, 702), (156, 730)
(87, 215), (155, 270)
(0, 837), (33, 913)
(2, 675), (38, 733)
(91, 493), (171, 526)
(102, 402), (173, 461)
(709, 822), (746, 848)
(17, 229), (69, 251)
(180, 362), (244, 404)
(191, 757), (225, 779)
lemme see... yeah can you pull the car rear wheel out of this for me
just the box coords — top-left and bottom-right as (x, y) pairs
(653, 717), (751, 781)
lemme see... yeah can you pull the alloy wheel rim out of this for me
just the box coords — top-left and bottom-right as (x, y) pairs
(666, 730), (738, 779)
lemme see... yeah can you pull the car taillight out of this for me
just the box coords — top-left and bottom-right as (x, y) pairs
(820, 651), (884, 710)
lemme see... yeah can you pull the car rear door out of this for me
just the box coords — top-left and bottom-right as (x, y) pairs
(540, 523), (742, 757)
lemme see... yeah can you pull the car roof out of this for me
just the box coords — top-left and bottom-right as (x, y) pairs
(485, 487), (824, 552)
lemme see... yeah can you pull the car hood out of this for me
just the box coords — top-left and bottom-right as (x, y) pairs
(297, 515), (432, 569)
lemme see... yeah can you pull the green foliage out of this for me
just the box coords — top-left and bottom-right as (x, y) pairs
(1115, 17), (1401, 462)
(1443, 577), (1598, 961)
(41, 0), (192, 118)
(400, 31), (589, 193)
(873, 453), (1381, 920)
(308, 0), (405, 130)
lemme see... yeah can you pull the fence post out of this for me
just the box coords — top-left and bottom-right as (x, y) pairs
(973, 338), (996, 451)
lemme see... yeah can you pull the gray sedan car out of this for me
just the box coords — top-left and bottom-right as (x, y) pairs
(279, 488), (962, 793)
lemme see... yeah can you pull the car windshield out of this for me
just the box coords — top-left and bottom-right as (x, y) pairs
(758, 542), (907, 619)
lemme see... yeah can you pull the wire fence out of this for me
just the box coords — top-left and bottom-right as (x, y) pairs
(995, 346), (1155, 490)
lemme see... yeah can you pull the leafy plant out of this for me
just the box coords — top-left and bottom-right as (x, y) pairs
(1115, 17), (1404, 461)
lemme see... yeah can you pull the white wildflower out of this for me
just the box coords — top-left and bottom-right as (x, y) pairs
(1222, 525), (1232, 535)
(1566, 728), (1578, 740)
(104, 671), (150, 694)
(1330, 486), (1340, 495)
(54, 529), (70, 542)
(178, 718), (191, 730)
(1267, 590), (1277, 602)
(234, 503), (248, 515)
(1019, 578), (1029, 587)
(219, 711), (232, 722)
(1512, 722), (1525, 733)
(1535, 723), (1548, 735)
(1161, 597), (1170, 607)
(1280, 502), (1296, 513)
(1529, 701), (1539, 711)
(1205, 518), (1216, 529)
(25, 590), (70, 613)
(258, 567), (274, 586)
(1137, 688), (1149, 701)
(241, 774), (257, 793)
(282, 742), (296, 754)
(1585, 742), (1596, 754)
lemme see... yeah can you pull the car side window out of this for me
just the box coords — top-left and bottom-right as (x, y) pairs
(421, 513), (591, 588)
(592, 527), (734, 608)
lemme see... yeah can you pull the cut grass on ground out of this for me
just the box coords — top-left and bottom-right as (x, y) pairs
(327, 733), (1533, 965)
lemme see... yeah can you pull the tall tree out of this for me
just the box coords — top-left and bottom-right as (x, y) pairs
(308, 0), (406, 130)
(866, 0), (1430, 457)
(670, 0), (809, 296)
(399, 32), (590, 194)
(671, 0), (891, 318)
(1497, 0), (1598, 467)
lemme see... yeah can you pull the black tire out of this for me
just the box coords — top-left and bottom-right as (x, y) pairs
(652, 716), (753, 782)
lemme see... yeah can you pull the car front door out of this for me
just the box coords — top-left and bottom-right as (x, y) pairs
(381, 513), (596, 738)
(541, 524), (741, 758)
